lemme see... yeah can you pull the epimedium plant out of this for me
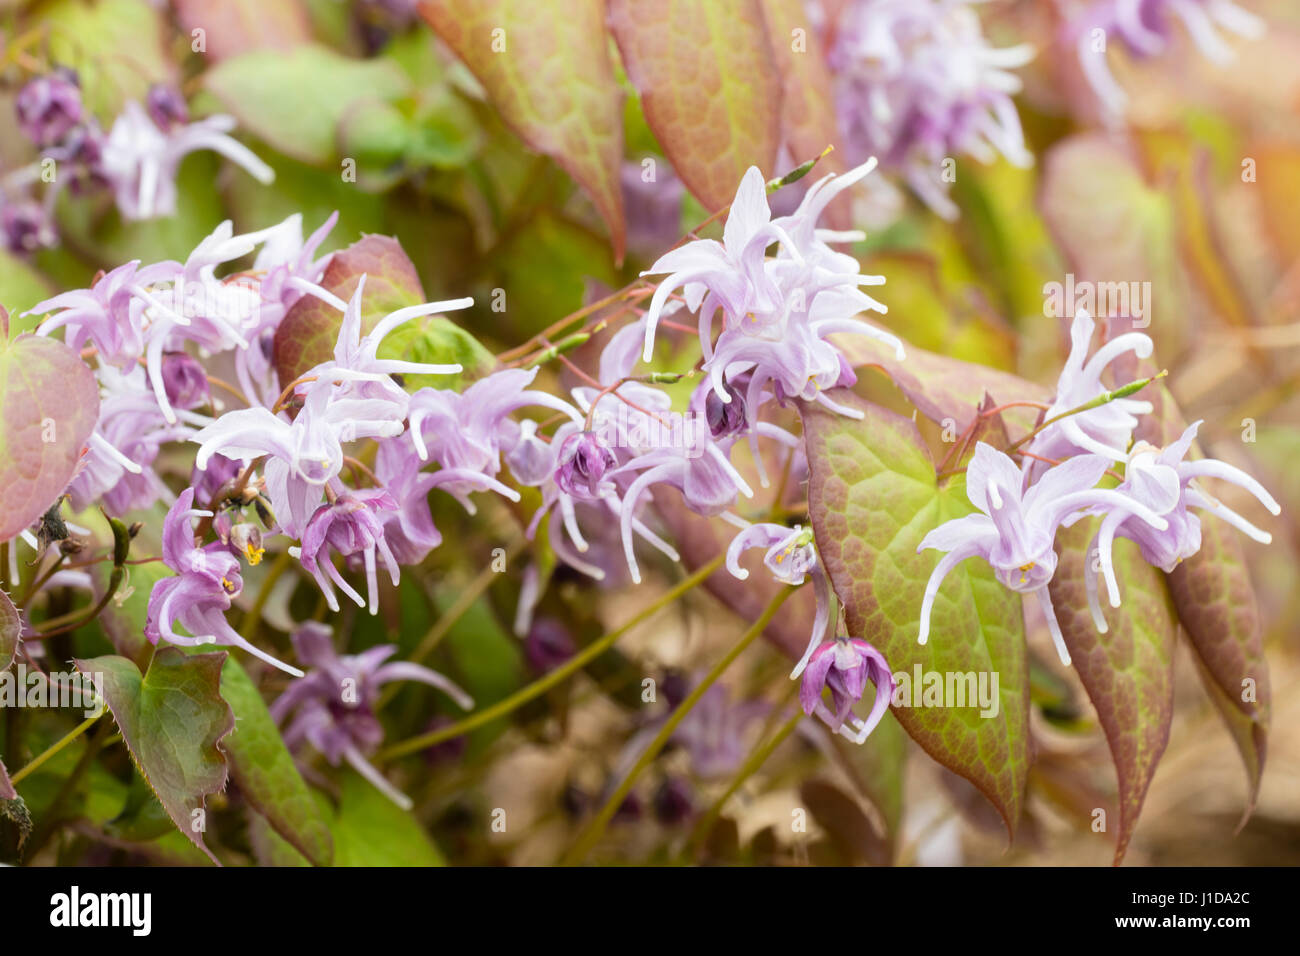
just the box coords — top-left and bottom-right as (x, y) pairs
(0, 0), (1285, 867)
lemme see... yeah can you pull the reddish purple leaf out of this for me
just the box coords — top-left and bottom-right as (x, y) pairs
(0, 334), (99, 542)
(609, 0), (782, 211)
(1049, 522), (1177, 865)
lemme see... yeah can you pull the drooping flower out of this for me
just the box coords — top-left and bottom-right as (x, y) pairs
(15, 69), (85, 147)
(192, 385), (344, 539)
(1025, 308), (1155, 470)
(800, 636), (895, 743)
(404, 366), (581, 509)
(916, 442), (1170, 665)
(33, 259), (181, 367)
(271, 622), (472, 809)
(97, 100), (274, 220)
(554, 430), (619, 500)
(825, 0), (1035, 218)
(295, 490), (401, 615)
(613, 381), (755, 583)
(726, 522), (831, 679)
(1082, 421), (1280, 631)
(640, 166), (791, 362)
(145, 488), (302, 676)
(1071, 0), (1264, 121)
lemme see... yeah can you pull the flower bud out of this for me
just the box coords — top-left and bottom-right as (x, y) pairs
(145, 84), (189, 131)
(705, 381), (747, 438)
(159, 351), (210, 410)
(554, 430), (616, 499)
(524, 618), (575, 674)
(16, 69), (83, 147)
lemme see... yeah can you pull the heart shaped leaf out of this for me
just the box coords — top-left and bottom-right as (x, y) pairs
(801, 391), (1030, 836)
(76, 650), (235, 865)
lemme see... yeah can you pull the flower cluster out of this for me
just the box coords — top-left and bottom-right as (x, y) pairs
(3, 71), (272, 253)
(917, 309), (1279, 663)
(821, 0), (1035, 218)
(1069, 0), (1264, 121)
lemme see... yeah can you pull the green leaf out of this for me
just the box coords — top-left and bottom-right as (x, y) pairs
(218, 656), (333, 866)
(800, 391), (1030, 836)
(75, 650), (235, 864)
(94, 559), (170, 671)
(246, 809), (311, 866)
(421, 0), (626, 260)
(203, 44), (412, 165)
(0, 588), (18, 673)
(609, 0), (782, 211)
(0, 334), (100, 542)
(0, 251), (55, 333)
(1048, 521), (1176, 865)
(329, 771), (444, 866)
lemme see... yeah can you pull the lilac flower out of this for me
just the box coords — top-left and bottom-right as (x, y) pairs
(640, 161), (903, 420)
(1072, 0), (1264, 121)
(705, 381), (747, 438)
(1026, 308), (1154, 470)
(825, 0), (1035, 218)
(639, 166), (791, 362)
(15, 69), (84, 147)
(917, 442), (1171, 665)
(1082, 421), (1280, 632)
(271, 622), (472, 809)
(800, 637), (895, 743)
(98, 100), (274, 220)
(290, 273), (470, 441)
(372, 437), (445, 565)
(405, 366), (581, 509)
(192, 386), (342, 538)
(33, 259), (181, 367)
(144, 84), (189, 131)
(234, 212), (338, 408)
(613, 381), (754, 583)
(726, 522), (831, 679)
(146, 488), (302, 676)
(1, 197), (55, 253)
(294, 490), (401, 615)
(67, 365), (204, 516)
